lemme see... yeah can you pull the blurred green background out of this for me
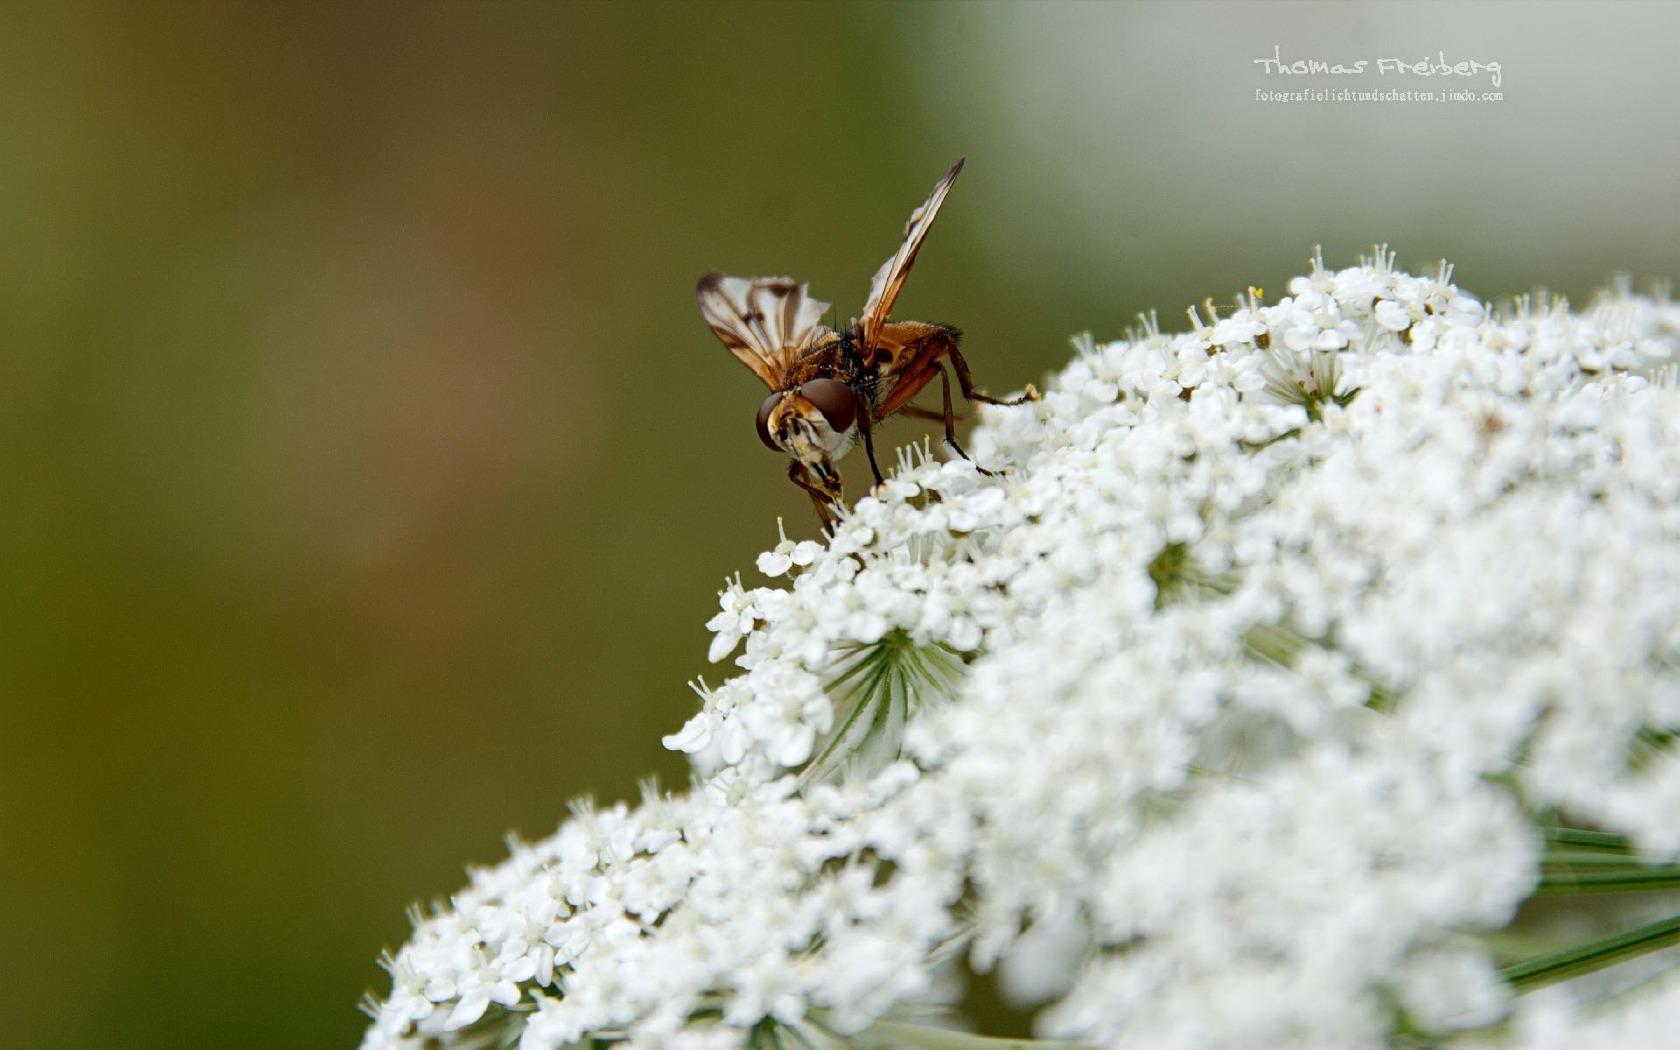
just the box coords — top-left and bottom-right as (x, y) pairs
(2, 2), (1677, 1047)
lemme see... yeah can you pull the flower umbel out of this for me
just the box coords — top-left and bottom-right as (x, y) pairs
(364, 249), (1680, 1050)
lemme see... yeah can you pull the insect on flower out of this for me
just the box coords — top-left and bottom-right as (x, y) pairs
(696, 158), (1037, 526)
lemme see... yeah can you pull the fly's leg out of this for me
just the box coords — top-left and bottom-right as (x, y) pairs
(897, 404), (968, 423)
(947, 340), (1039, 406)
(855, 397), (887, 487)
(788, 460), (841, 529)
(937, 365), (998, 476)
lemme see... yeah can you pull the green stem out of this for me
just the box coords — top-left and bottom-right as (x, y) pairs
(1243, 622), (1311, 667)
(804, 655), (893, 776)
(1541, 851), (1667, 868)
(827, 646), (891, 689)
(1535, 867), (1680, 894)
(1543, 827), (1633, 854)
(1500, 913), (1680, 992)
(862, 1019), (1092, 1050)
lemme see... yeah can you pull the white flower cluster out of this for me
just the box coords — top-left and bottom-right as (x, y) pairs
(362, 251), (1680, 1050)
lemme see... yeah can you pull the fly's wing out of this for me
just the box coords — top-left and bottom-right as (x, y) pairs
(856, 158), (964, 356)
(696, 272), (832, 390)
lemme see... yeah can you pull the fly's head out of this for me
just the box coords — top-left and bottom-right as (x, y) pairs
(756, 378), (861, 493)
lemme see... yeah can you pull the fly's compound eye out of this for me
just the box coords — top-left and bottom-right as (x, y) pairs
(798, 378), (858, 434)
(756, 392), (783, 451)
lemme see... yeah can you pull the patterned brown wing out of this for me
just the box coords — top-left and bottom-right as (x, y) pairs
(696, 272), (833, 390)
(856, 158), (964, 358)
